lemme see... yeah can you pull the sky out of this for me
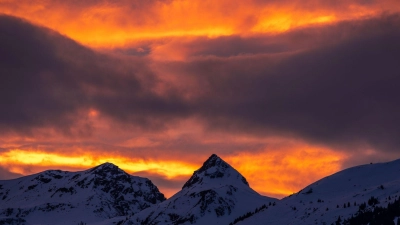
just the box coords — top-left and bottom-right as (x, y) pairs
(1, 0), (400, 199)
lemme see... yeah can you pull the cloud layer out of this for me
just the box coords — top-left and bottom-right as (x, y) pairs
(1, 0), (400, 47)
(1, 11), (400, 197)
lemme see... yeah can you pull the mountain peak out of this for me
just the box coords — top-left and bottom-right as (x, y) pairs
(129, 154), (272, 225)
(0, 162), (166, 224)
(89, 162), (125, 175)
(97, 162), (118, 169)
(197, 154), (226, 173)
(182, 154), (249, 189)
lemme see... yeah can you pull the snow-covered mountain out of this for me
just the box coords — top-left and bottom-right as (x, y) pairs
(2, 156), (400, 225)
(0, 163), (165, 225)
(235, 158), (400, 225)
(122, 154), (277, 225)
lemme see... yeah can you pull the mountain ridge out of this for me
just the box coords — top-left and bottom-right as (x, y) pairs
(0, 162), (165, 225)
(235, 158), (400, 225)
(2, 156), (400, 225)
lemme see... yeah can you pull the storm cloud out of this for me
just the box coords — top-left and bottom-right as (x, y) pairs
(157, 14), (400, 153)
(0, 15), (190, 136)
(1, 14), (400, 155)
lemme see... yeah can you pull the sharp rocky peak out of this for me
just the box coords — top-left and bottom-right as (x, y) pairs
(198, 154), (227, 172)
(182, 154), (249, 189)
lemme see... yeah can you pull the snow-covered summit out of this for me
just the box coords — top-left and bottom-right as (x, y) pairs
(91, 162), (121, 172)
(182, 154), (249, 189)
(124, 154), (276, 225)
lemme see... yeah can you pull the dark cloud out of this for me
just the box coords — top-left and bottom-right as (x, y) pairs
(1, 13), (400, 156)
(160, 14), (400, 153)
(0, 15), (188, 136)
(153, 14), (400, 58)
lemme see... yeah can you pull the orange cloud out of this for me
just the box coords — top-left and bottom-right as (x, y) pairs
(226, 145), (347, 198)
(1, 0), (399, 48)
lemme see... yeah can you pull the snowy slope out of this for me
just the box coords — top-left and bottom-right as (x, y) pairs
(0, 163), (165, 225)
(122, 154), (277, 225)
(236, 159), (400, 225)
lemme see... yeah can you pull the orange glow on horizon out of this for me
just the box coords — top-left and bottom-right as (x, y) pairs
(226, 147), (346, 198)
(0, 146), (347, 199)
(0, 149), (197, 180)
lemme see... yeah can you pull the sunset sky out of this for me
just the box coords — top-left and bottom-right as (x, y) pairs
(1, 0), (400, 198)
